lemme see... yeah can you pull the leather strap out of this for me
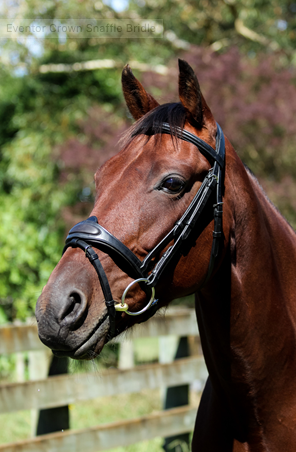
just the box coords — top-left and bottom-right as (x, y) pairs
(161, 122), (225, 168)
(142, 169), (218, 286)
(63, 238), (116, 338)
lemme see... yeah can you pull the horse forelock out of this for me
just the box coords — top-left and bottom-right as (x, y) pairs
(120, 102), (187, 149)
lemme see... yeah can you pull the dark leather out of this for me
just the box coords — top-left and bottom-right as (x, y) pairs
(65, 219), (145, 280)
(64, 238), (116, 338)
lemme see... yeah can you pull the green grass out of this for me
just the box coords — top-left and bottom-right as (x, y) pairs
(103, 438), (164, 452)
(0, 410), (32, 444)
(71, 390), (164, 452)
(70, 389), (162, 428)
(134, 337), (159, 363)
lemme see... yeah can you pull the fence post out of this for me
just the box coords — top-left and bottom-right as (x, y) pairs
(28, 350), (52, 437)
(34, 355), (70, 436)
(118, 339), (134, 369)
(15, 352), (26, 382)
(160, 336), (190, 452)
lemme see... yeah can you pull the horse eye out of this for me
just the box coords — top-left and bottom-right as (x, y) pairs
(161, 177), (185, 193)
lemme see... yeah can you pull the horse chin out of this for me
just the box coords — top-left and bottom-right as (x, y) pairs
(52, 315), (110, 360)
(74, 315), (111, 359)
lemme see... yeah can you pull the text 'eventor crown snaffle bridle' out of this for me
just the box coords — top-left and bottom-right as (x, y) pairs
(63, 123), (225, 338)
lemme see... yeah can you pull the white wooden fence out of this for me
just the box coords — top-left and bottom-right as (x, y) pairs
(0, 307), (208, 452)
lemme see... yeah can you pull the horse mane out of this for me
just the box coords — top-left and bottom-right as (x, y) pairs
(120, 102), (187, 148)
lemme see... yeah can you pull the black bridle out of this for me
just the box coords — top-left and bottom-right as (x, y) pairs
(63, 123), (225, 338)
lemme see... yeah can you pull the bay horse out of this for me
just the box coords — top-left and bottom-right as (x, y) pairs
(36, 59), (296, 451)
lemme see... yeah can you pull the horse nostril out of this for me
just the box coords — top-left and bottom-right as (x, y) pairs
(61, 293), (80, 319)
(59, 290), (87, 327)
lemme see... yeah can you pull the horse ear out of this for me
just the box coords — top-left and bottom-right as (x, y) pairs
(178, 59), (216, 136)
(122, 64), (159, 121)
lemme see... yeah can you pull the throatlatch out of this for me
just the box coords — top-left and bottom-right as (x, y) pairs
(63, 122), (225, 338)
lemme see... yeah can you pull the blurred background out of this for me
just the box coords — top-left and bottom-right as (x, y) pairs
(0, 0), (296, 449)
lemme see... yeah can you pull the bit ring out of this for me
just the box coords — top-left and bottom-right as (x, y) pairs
(115, 278), (155, 316)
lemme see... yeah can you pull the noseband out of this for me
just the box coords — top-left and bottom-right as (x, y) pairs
(63, 123), (225, 338)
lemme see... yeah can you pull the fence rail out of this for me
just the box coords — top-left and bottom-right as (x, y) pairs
(0, 307), (206, 451)
(0, 356), (207, 413)
(0, 307), (198, 354)
(0, 406), (197, 452)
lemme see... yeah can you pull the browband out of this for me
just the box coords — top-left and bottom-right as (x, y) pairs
(160, 123), (224, 168)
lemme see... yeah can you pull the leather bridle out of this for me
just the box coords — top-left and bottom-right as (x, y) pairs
(63, 122), (225, 338)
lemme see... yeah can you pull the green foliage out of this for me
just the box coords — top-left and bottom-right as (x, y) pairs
(0, 65), (121, 319)
(0, 354), (16, 381)
(0, 129), (66, 318)
(129, 0), (296, 58)
(0, 307), (7, 325)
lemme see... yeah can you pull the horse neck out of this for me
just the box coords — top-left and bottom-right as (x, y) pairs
(196, 139), (296, 436)
(226, 146), (296, 366)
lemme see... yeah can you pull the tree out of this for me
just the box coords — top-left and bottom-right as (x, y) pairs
(129, 0), (296, 59)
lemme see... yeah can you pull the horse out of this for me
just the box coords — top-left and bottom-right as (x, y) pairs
(35, 59), (296, 451)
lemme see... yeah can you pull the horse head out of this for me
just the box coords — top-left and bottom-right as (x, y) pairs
(35, 60), (231, 359)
